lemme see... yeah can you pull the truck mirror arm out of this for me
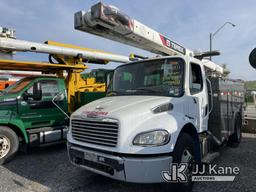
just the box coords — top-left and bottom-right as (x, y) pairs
(52, 92), (70, 119)
(22, 91), (30, 101)
(22, 93), (28, 101)
(22, 90), (36, 101)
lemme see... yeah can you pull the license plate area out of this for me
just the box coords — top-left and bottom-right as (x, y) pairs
(69, 147), (124, 173)
(84, 151), (98, 162)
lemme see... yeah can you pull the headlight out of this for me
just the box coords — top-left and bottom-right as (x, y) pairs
(133, 130), (170, 146)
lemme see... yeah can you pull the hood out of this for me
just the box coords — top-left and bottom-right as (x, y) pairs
(72, 95), (173, 119)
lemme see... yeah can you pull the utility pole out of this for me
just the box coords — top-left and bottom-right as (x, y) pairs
(209, 22), (236, 61)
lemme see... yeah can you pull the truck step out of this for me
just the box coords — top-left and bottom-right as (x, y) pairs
(202, 152), (220, 164)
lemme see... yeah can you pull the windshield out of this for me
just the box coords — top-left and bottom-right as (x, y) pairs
(3, 78), (33, 94)
(107, 58), (185, 97)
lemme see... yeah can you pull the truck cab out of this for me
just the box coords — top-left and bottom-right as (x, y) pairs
(0, 76), (68, 164)
(67, 55), (243, 189)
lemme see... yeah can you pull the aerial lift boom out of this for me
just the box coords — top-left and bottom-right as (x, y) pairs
(0, 37), (130, 64)
(74, 2), (225, 75)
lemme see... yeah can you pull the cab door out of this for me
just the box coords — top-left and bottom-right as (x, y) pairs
(189, 62), (209, 132)
(19, 79), (67, 129)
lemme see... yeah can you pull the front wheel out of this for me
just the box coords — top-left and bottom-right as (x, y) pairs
(0, 126), (19, 165)
(171, 132), (196, 192)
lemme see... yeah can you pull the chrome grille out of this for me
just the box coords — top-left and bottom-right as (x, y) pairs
(71, 119), (118, 147)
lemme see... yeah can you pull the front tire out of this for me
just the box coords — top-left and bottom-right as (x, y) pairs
(171, 132), (195, 192)
(0, 126), (19, 165)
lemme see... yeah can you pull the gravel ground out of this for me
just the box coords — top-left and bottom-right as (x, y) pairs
(0, 133), (256, 192)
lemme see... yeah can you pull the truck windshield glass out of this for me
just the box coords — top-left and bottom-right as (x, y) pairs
(4, 78), (33, 94)
(108, 58), (185, 97)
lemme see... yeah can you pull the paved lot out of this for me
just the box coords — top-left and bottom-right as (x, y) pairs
(0, 133), (256, 192)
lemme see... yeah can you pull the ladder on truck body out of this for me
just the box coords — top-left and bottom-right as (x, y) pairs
(74, 2), (225, 75)
(0, 28), (132, 111)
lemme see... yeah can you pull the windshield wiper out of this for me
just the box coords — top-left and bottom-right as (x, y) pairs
(107, 88), (161, 96)
(131, 88), (160, 93)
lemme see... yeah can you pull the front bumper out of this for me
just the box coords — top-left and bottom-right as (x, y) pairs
(67, 142), (173, 183)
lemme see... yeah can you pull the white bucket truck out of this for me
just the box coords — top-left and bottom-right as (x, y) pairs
(67, 2), (244, 191)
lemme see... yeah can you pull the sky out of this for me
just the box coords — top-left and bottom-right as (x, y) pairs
(0, 0), (256, 80)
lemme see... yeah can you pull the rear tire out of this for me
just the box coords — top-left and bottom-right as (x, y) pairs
(228, 115), (242, 147)
(0, 126), (19, 165)
(170, 133), (196, 192)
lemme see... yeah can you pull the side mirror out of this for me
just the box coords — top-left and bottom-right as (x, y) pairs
(33, 82), (42, 101)
(249, 48), (256, 69)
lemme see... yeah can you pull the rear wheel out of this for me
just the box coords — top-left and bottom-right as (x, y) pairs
(0, 126), (19, 165)
(229, 115), (242, 146)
